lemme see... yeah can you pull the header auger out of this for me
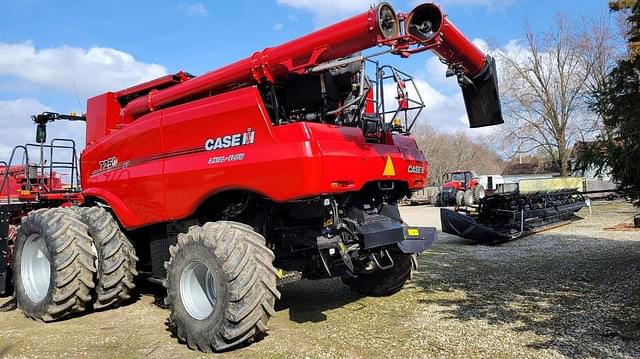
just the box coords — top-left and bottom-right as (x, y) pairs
(2, 2), (504, 352)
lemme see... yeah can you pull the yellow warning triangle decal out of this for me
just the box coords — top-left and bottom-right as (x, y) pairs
(383, 155), (396, 176)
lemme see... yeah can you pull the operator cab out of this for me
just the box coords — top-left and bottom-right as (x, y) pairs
(258, 54), (425, 143)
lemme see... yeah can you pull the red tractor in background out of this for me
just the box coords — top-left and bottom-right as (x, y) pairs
(1, 2), (503, 352)
(433, 170), (486, 206)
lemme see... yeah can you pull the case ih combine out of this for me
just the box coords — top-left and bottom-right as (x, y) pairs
(1, 2), (503, 352)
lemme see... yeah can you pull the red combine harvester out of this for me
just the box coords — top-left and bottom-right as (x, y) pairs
(1, 2), (503, 351)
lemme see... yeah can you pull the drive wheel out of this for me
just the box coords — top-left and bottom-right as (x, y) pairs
(473, 185), (485, 202)
(76, 206), (138, 309)
(164, 221), (280, 352)
(13, 208), (96, 321)
(464, 189), (474, 206)
(342, 251), (413, 296)
(455, 190), (464, 206)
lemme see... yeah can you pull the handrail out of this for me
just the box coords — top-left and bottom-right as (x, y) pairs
(0, 146), (29, 205)
(50, 139), (79, 190)
(25, 139), (80, 192)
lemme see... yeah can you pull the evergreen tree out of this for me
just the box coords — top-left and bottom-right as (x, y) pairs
(578, 2), (640, 204)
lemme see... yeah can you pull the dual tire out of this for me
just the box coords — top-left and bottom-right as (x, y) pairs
(14, 211), (410, 352)
(455, 185), (486, 206)
(13, 207), (137, 321)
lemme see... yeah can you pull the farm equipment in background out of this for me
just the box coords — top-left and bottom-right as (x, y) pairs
(441, 177), (588, 244)
(0, 112), (84, 295)
(2, 2), (504, 352)
(433, 170), (486, 206)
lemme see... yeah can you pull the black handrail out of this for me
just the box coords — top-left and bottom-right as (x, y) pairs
(50, 139), (79, 190)
(25, 141), (80, 193)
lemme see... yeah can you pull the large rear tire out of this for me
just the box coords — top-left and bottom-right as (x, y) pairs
(342, 251), (413, 296)
(76, 206), (138, 309)
(13, 208), (96, 321)
(164, 221), (280, 352)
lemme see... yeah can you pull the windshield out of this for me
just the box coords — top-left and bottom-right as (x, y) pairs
(451, 173), (466, 182)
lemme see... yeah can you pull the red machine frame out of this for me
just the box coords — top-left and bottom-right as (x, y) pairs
(80, 2), (502, 230)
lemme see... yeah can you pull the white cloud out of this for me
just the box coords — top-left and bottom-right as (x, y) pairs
(0, 98), (84, 157)
(0, 41), (167, 98)
(273, 22), (284, 31)
(178, 2), (208, 17)
(277, 0), (374, 26)
(0, 99), (87, 185)
(0, 99), (48, 161)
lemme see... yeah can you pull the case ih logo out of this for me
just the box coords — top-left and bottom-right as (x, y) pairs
(407, 165), (425, 174)
(205, 129), (255, 151)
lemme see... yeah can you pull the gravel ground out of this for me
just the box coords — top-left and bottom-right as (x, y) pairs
(1, 200), (639, 358)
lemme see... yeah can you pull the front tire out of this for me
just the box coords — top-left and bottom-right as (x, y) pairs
(164, 221), (280, 352)
(455, 190), (464, 206)
(13, 208), (96, 321)
(342, 251), (414, 296)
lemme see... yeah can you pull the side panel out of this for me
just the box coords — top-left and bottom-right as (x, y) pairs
(160, 87), (324, 221)
(81, 111), (166, 228)
(0, 176), (18, 199)
(82, 86), (428, 229)
(309, 124), (427, 192)
(85, 93), (120, 146)
(518, 177), (585, 193)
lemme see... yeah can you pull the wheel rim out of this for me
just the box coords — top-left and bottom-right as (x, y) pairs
(180, 260), (217, 320)
(21, 233), (51, 303)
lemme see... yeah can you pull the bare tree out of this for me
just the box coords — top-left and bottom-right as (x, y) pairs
(497, 15), (617, 175)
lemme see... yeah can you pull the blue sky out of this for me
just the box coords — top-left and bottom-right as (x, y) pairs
(0, 0), (611, 158)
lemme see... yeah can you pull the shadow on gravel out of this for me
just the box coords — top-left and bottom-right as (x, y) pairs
(276, 278), (365, 323)
(0, 296), (16, 312)
(132, 274), (368, 325)
(414, 233), (640, 358)
(132, 278), (169, 308)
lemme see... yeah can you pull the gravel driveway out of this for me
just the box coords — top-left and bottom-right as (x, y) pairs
(1, 200), (639, 358)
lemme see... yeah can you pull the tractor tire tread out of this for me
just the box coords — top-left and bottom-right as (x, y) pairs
(75, 206), (137, 310)
(165, 221), (280, 352)
(14, 208), (96, 321)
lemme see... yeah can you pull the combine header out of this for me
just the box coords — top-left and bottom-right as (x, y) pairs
(441, 178), (588, 244)
(2, 2), (504, 352)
